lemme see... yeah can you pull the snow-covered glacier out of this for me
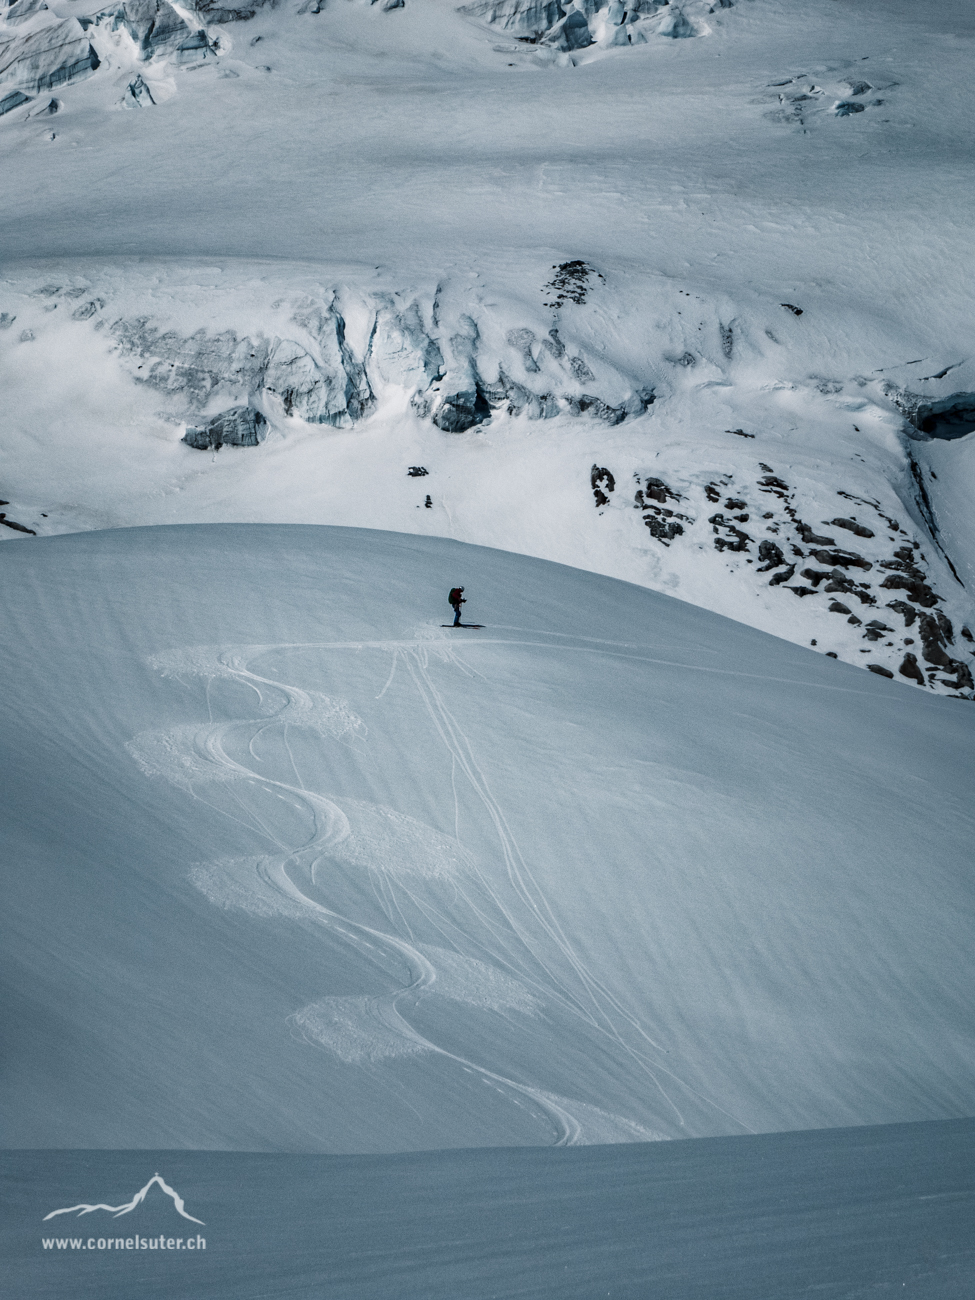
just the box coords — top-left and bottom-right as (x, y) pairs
(3, 525), (974, 1152)
(2, 0), (974, 698)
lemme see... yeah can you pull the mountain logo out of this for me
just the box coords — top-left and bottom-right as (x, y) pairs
(43, 1174), (205, 1225)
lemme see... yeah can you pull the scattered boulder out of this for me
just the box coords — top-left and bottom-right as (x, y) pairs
(183, 406), (267, 450)
(810, 548), (872, 571)
(867, 664), (893, 678)
(886, 599), (918, 627)
(591, 465), (615, 507)
(829, 517), (874, 538)
(797, 522), (835, 545)
(756, 539), (785, 571)
(898, 653), (925, 686)
(768, 564), (795, 586)
(828, 600), (851, 615)
(863, 620), (893, 642)
(879, 573), (939, 608)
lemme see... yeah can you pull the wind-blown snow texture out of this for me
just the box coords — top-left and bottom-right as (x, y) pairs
(3, 525), (974, 1152)
(1, 0), (975, 695)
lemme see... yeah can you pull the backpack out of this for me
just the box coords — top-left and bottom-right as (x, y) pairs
(449, 588), (463, 604)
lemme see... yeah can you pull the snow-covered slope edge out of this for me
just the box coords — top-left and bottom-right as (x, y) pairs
(3, 524), (974, 1151)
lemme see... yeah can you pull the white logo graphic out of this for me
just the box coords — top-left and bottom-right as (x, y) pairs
(43, 1174), (205, 1225)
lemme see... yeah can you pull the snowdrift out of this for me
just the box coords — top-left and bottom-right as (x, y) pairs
(2, 523), (974, 1152)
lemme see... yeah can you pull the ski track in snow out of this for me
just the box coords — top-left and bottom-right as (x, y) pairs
(129, 633), (756, 1145)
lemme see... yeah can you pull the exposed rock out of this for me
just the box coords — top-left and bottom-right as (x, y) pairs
(710, 515), (751, 553)
(867, 664), (893, 678)
(863, 620), (893, 642)
(756, 539), (785, 571)
(829, 517), (874, 539)
(0, 513), (37, 534)
(943, 661), (974, 692)
(591, 464), (615, 507)
(637, 477), (680, 506)
(898, 653), (925, 685)
(542, 261), (604, 309)
(828, 601), (851, 615)
(879, 573), (939, 608)
(768, 564), (795, 586)
(835, 101), (866, 117)
(643, 512), (684, 543)
(810, 548), (872, 571)
(183, 405), (267, 450)
(886, 599), (918, 627)
(407, 466), (428, 477)
(796, 521), (834, 545)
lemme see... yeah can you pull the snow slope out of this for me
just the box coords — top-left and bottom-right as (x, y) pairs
(7, 1121), (975, 1298)
(3, 524), (974, 1152)
(1, 0), (975, 694)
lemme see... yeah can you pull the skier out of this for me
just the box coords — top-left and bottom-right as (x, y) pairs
(448, 586), (466, 626)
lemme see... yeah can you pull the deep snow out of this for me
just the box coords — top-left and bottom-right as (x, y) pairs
(1, 0), (975, 691)
(3, 525), (974, 1153)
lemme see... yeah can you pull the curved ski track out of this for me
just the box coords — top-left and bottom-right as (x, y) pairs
(137, 632), (755, 1145)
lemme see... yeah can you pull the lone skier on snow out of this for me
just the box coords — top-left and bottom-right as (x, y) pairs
(448, 586), (466, 626)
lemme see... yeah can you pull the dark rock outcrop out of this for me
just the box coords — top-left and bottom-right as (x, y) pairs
(898, 653), (925, 685)
(591, 465), (615, 507)
(829, 517), (874, 539)
(797, 522), (835, 545)
(756, 540), (785, 571)
(810, 548), (872, 571)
